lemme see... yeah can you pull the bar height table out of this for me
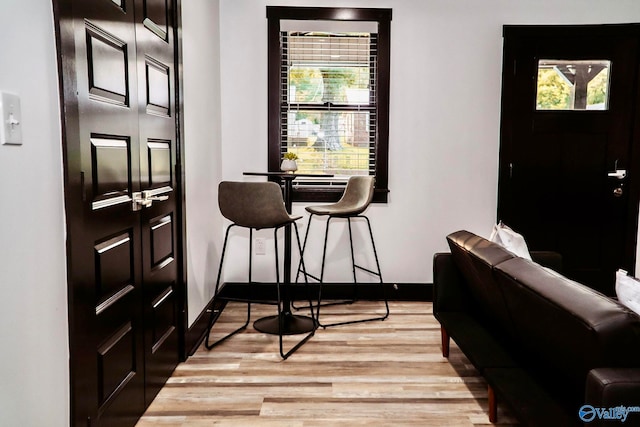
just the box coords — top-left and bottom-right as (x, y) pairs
(243, 172), (332, 335)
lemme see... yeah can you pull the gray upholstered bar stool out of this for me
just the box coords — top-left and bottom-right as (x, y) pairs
(297, 176), (389, 327)
(205, 181), (316, 359)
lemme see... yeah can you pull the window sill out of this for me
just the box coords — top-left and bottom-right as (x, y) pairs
(291, 187), (389, 203)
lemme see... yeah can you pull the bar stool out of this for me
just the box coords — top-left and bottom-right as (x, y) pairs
(205, 181), (316, 359)
(297, 176), (389, 327)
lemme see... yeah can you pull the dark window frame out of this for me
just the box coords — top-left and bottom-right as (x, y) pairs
(267, 6), (391, 203)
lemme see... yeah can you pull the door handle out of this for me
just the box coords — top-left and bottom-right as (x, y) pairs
(142, 190), (169, 203)
(608, 169), (627, 180)
(131, 191), (169, 211)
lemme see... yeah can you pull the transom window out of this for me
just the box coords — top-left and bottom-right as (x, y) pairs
(267, 7), (391, 203)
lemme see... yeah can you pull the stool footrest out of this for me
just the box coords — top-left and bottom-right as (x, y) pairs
(354, 264), (382, 277)
(297, 270), (321, 283)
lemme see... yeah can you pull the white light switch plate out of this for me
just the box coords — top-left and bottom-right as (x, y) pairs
(1, 92), (22, 145)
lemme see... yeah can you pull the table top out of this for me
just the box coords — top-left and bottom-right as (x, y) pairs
(243, 171), (334, 179)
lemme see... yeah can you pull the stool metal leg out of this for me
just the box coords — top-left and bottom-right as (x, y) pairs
(292, 214), (322, 311)
(319, 216), (331, 283)
(295, 215), (356, 312)
(348, 217), (358, 284)
(207, 223), (316, 359)
(205, 224), (251, 350)
(294, 214), (322, 284)
(317, 215), (389, 328)
(315, 216), (360, 327)
(294, 222), (317, 328)
(362, 215), (390, 320)
(276, 224), (316, 360)
(295, 214), (313, 283)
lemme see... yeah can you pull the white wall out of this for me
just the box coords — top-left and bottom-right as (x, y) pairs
(0, 1), (69, 426)
(182, 0), (224, 326)
(0, 2), (226, 426)
(218, 0), (640, 285)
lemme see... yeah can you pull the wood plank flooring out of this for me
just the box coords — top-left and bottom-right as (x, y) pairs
(137, 301), (519, 426)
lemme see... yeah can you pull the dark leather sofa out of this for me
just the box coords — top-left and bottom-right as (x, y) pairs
(434, 230), (640, 426)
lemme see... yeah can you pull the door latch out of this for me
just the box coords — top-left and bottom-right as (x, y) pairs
(614, 186), (624, 197)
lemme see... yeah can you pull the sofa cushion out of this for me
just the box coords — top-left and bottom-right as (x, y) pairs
(446, 231), (515, 337)
(586, 368), (640, 415)
(494, 257), (640, 394)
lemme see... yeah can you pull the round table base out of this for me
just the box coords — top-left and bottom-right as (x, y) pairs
(253, 313), (315, 335)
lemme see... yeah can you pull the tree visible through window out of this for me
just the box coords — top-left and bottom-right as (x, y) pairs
(536, 59), (611, 110)
(286, 33), (373, 176)
(267, 7), (391, 203)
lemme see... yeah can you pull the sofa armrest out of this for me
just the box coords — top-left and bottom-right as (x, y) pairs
(585, 368), (640, 425)
(433, 252), (469, 314)
(530, 250), (563, 273)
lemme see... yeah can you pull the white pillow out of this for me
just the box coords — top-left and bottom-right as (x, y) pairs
(615, 269), (640, 316)
(489, 221), (532, 260)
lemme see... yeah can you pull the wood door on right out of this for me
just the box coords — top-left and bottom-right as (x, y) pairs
(498, 25), (640, 295)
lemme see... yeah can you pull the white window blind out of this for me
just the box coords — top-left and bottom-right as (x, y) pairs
(280, 30), (378, 186)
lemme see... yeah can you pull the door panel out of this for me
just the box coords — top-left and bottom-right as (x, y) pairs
(86, 25), (129, 105)
(498, 25), (640, 295)
(75, 4), (146, 425)
(56, 0), (181, 425)
(135, 0), (180, 406)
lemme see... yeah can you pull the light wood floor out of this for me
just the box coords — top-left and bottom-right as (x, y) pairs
(137, 301), (518, 426)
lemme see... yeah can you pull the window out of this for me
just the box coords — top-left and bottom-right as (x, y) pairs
(267, 7), (392, 202)
(536, 59), (611, 110)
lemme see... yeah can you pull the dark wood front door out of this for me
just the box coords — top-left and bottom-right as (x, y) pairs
(498, 25), (640, 295)
(55, 0), (181, 425)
